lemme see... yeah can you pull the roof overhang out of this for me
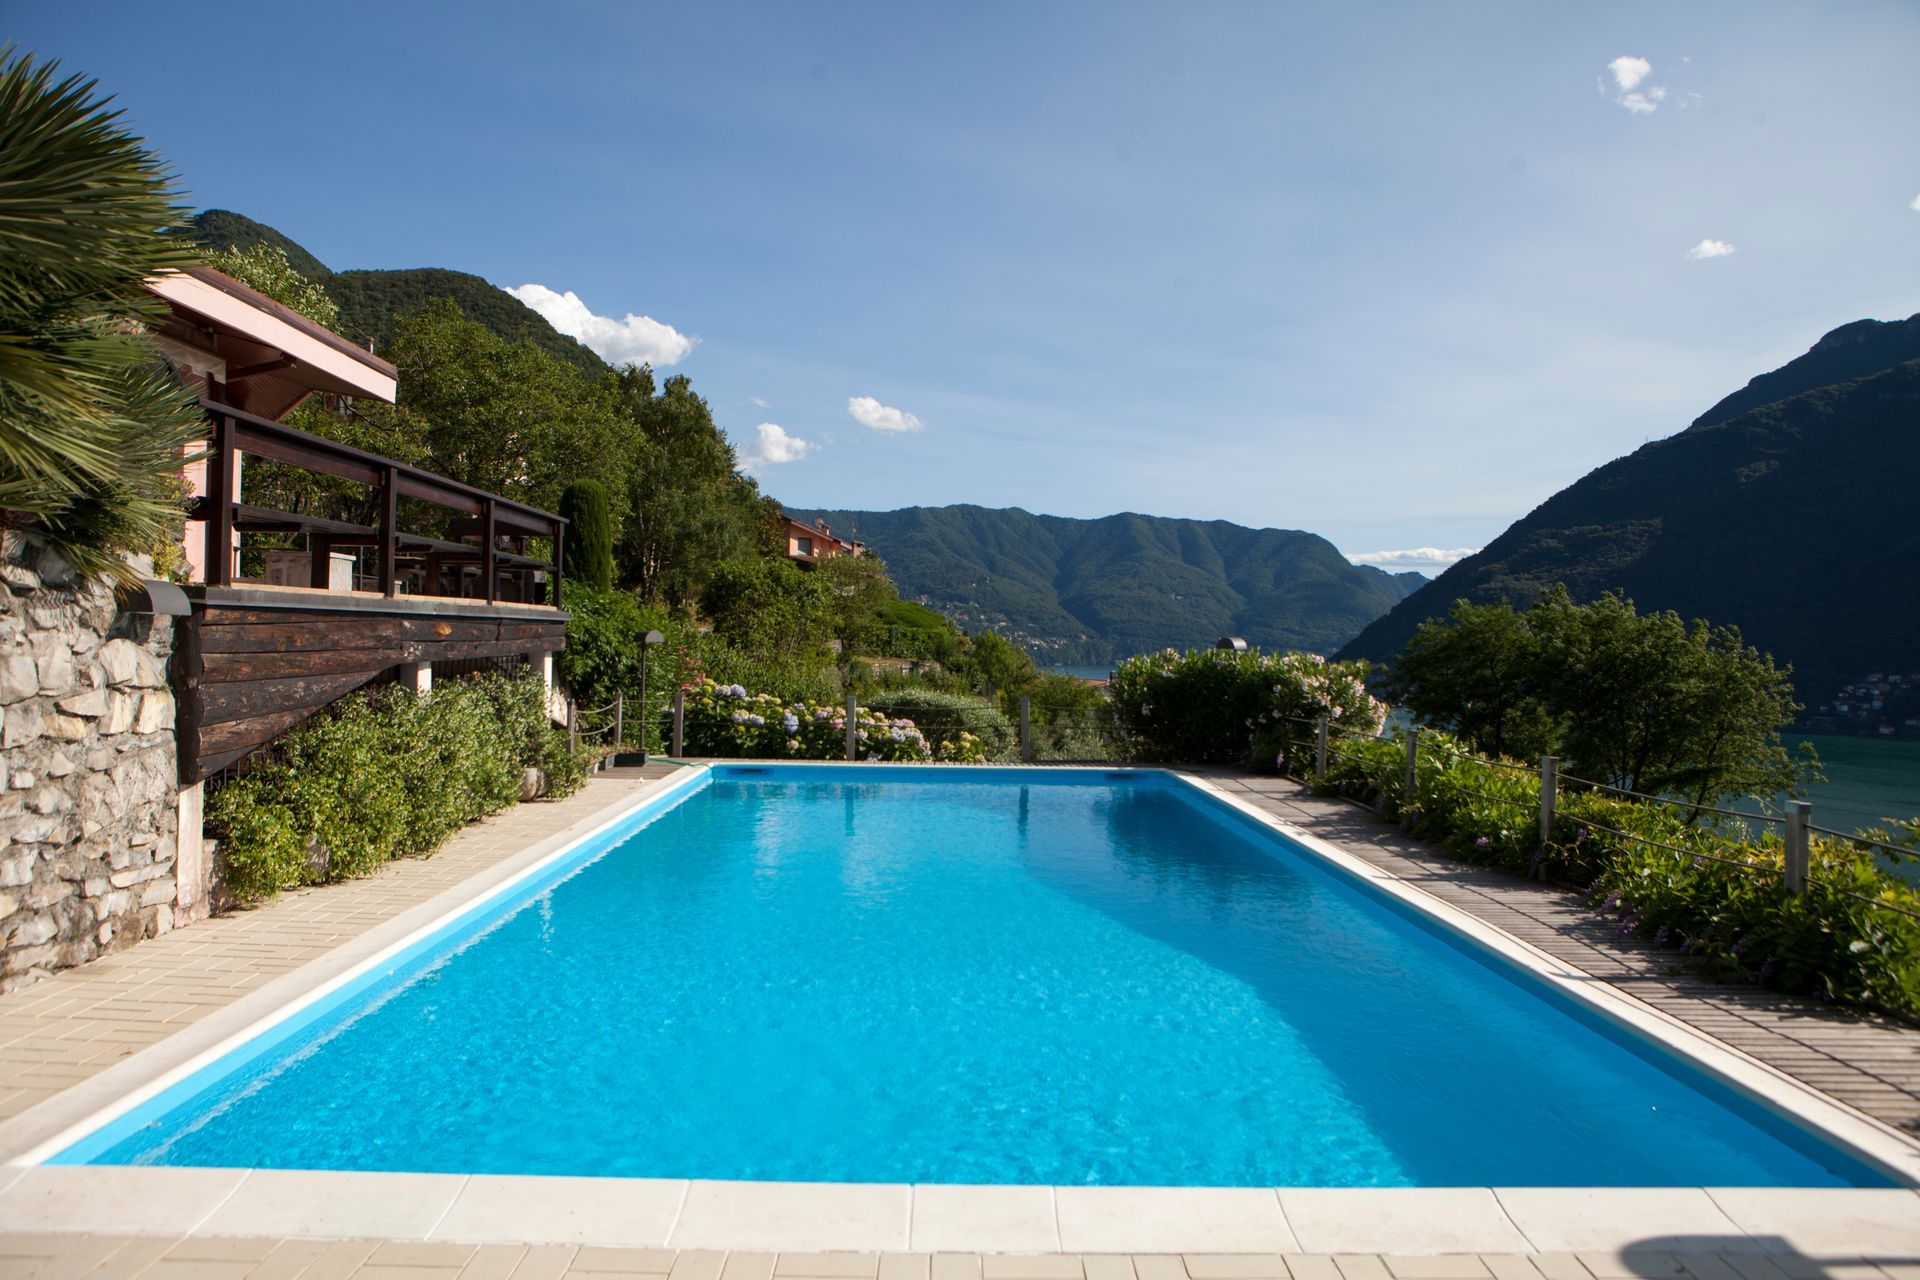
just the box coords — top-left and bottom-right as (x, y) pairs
(145, 266), (397, 417)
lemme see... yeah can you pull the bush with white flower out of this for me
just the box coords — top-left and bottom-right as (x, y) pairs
(1107, 646), (1383, 765)
(678, 680), (990, 762)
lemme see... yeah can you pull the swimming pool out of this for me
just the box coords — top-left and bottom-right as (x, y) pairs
(48, 766), (1899, 1186)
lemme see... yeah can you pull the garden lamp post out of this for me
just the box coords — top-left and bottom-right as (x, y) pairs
(638, 630), (666, 762)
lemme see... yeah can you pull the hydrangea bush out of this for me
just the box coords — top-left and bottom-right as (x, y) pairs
(1107, 647), (1384, 765)
(679, 680), (989, 762)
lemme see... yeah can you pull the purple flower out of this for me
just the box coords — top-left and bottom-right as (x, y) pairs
(1474, 836), (1492, 848)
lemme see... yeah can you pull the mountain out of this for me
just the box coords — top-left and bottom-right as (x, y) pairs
(794, 505), (1426, 664)
(1338, 314), (1920, 702)
(185, 211), (608, 375)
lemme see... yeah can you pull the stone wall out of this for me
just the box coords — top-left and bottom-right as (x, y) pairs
(0, 562), (179, 992)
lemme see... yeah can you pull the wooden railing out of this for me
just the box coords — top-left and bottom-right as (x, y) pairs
(194, 398), (566, 606)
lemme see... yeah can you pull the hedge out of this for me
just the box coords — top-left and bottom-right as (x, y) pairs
(205, 673), (585, 902)
(1310, 729), (1920, 1018)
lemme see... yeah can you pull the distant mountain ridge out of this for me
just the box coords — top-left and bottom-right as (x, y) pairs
(185, 210), (609, 375)
(1339, 313), (1920, 701)
(794, 505), (1425, 664)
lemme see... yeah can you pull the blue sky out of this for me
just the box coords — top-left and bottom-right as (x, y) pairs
(14, 1), (1920, 572)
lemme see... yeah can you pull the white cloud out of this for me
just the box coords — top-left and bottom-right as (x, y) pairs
(1348, 547), (1481, 575)
(847, 395), (924, 433)
(1687, 238), (1737, 259)
(502, 283), (697, 368)
(751, 396), (769, 408)
(1910, 193), (1920, 212)
(1602, 55), (1679, 114)
(1607, 55), (1652, 91)
(736, 422), (814, 474)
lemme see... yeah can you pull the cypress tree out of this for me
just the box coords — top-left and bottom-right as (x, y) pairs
(558, 480), (613, 592)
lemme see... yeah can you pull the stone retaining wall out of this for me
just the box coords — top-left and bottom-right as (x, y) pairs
(0, 562), (178, 993)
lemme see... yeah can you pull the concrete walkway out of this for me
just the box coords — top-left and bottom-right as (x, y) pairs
(1205, 774), (1920, 1139)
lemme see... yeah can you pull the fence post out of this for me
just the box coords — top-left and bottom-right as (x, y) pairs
(1314, 716), (1329, 782)
(1019, 696), (1033, 763)
(1784, 800), (1811, 897)
(613, 690), (624, 749)
(1400, 728), (1421, 827)
(846, 693), (859, 761)
(567, 701), (577, 756)
(671, 689), (685, 757)
(1539, 755), (1558, 858)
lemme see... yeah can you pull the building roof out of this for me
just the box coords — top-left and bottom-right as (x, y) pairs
(145, 265), (398, 418)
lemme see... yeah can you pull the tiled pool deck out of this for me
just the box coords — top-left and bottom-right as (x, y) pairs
(0, 764), (1916, 1273)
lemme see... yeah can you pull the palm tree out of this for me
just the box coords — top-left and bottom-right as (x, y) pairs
(0, 44), (205, 581)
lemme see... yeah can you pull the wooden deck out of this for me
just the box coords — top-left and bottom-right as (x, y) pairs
(1207, 772), (1920, 1139)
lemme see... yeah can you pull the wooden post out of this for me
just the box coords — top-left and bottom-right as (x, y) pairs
(378, 464), (398, 598)
(207, 408), (235, 586)
(309, 534), (333, 589)
(549, 514), (564, 607)
(671, 689), (685, 757)
(1019, 695), (1032, 763)
(845, 694), (858, 761)
(1539, 756), (1558, 855)
(1401, 728), (1421, 825)
(1314, 715), (1329, 781)
(567, 701), (578, 755)
(1784, 800), (1811, 896)
(613, 689), (625, 748)
(482, 498), (498, 604)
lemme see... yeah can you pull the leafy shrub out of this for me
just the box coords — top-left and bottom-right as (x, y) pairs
(1310, 728), (1920, 1018)
(680, 680), (987, 762)
(860, 688), (1016, 760)
(1109, 647), (1383, 765)
(206, 673), (584, 903)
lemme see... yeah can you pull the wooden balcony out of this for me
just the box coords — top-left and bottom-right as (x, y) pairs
(174, 401), (571, 781)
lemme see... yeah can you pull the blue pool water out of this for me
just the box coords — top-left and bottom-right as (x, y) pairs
(61, 767), (1890, 1186)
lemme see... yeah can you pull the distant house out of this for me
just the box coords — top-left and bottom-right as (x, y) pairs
(781, 512), (862, 570)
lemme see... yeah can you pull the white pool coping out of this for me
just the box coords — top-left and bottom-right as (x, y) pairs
(1, 762), (1916, 1257)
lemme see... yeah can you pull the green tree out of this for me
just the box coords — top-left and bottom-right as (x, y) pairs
(1390, 587), (1815, 807)
(1388, 598), (1560, 761)
(698, 556), (835, 657)
(0, 48), (206, 581)
(816, 552), (900, 652)
(614, 365), (764, 605)
(558, 480), (613, 592)
(371, 299), (626, 516)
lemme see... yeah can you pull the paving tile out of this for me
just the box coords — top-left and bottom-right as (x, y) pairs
(453, 1243), (527, 1279)
(370, 1242), (483, 1267)
(980, 1258), (1083, 1280)
(1477, 1258), (1545, 1280)
(879, 1254), (933, 1280)
(669, 1250), (729, 1280)
(511, 1244), (581, 1280)
(725, 1254), (780, 1280)
(669, 1183), (911, 1252)
(1056, 1189), (1294, 1254)
(432, 1175), (686, 1247)
(1702, 1188), (1920, 1257)
(1281, 1260), (1342, 1280)
(914, 1186), (1057, 1253)
(1131, 1258), (1190, 1280)
(1572, 1254), (1687, 1279)
(197, 1170), (468, 1240)
(1083, 1258), (1138, 1280)
(1383, 1261), (1490, 1280)
(1495, 1192), (1752, 1255)
(1184, 1256), (1291, 1278)
(931, 1254), (985, 1280)
(777, 1255), (883, 1279)
(571, 1247), (678, 1275)
(0, 1166), (247, 1236)
(88, 1236), (195, 1280)
(251, 1239), (342, 1280)
(1281, 1191), (1529, 1255)
(1333, 1259), (1390, 1280)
